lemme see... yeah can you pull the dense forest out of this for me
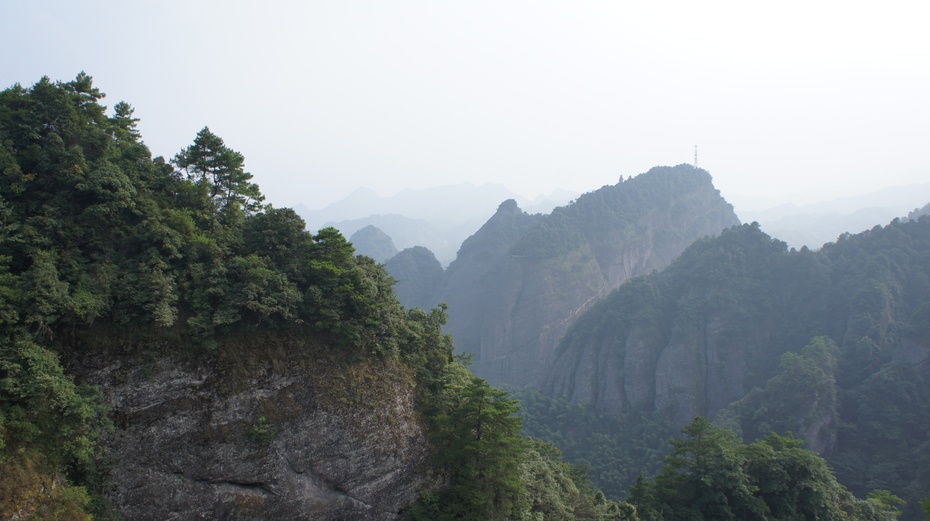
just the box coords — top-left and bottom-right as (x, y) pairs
(0, 74), (920, 520)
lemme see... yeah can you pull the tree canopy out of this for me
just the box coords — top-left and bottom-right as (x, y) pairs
(172, 126), (264, 215)
(628, 418), (902, 521)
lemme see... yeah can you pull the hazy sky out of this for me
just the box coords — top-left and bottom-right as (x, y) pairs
(3, 1), (928, 211)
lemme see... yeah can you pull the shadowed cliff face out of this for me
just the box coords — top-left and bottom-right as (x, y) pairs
(78, 353), (435, 521)
(545, 224), (806, 426)
(438, 165), (740, 389)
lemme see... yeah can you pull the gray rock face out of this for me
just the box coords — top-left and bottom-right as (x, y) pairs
(81, 355), (435, 520)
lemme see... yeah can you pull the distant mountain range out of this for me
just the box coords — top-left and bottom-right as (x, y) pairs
(294, 183), (577, 265)
(740, 182), (930, 249)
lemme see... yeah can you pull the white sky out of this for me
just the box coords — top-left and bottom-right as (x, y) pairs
(2, 1), (929, 211)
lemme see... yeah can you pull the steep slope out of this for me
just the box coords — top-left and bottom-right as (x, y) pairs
(0, 75), (449, 519)
(438, 165), (740, 388)
(543, 218), (930, 519)
(546, 223), (800, 421)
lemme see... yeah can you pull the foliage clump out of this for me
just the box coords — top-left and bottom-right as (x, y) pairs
(409, 360), (636, 520)
(628, 417), (902, 521)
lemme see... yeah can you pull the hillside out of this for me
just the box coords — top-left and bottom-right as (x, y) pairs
(437, 165), (740, 389)
(541, 218), (930, 519)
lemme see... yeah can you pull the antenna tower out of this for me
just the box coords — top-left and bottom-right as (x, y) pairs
(694, 145), (698, 169)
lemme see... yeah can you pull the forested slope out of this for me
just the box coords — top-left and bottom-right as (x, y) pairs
(539, 218), (930, 519)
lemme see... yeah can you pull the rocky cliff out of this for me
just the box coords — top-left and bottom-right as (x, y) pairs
(437, 165), (740, 389)
(73, 345), (436, 521)
(545, 218), (930, 446)
(544, 224), (817, 425)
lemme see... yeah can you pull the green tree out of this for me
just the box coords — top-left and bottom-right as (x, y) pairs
(422, 375), (527, 520)
(0, 336), (106, 467)
(172, 127), (264, 214)
(241, 206), (310, 275)
(630, 419), (901, 521)
(654, 417), (764, 520)
(867, 490), (905, 519)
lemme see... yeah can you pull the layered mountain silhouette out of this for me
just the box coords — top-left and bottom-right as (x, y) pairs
(297, 183), (575, 265)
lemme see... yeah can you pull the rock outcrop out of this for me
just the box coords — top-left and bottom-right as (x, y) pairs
(76, 350), (436, 520)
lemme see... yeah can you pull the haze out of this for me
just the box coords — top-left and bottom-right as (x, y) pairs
(3, 1), (928, 213)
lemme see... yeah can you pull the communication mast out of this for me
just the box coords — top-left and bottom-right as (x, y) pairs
(694, 145), (698, 169)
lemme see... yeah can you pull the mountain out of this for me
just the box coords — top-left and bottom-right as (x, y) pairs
(322, 213), (464, 266)
(385, 246), (445, 311)
(542, 218), (930, 519)
(907, 202), (930, 221)
(437, 165), (740, 389)
(741, 182), (930, 249)
(300, 183), (516, 229)
(349, 224), (399, 263)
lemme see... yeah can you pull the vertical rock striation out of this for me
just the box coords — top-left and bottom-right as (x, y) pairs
(78, 353), (436, 520)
